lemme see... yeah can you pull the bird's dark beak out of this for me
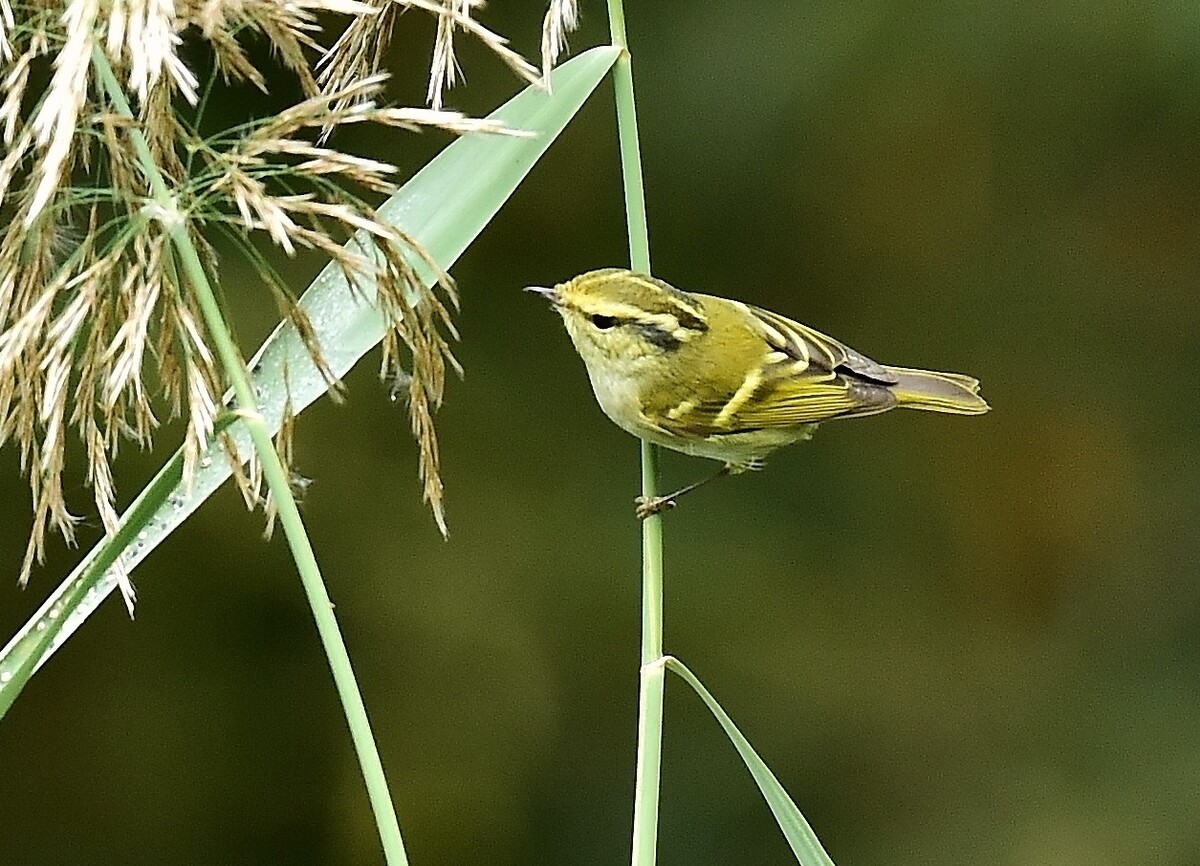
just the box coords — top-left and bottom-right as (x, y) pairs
(523, 285), (560, 306)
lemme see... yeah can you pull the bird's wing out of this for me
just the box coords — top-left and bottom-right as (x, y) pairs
(650, 303), (898, 435)
(744, 303), (898, 385)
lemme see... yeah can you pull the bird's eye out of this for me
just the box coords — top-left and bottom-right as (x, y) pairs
(590, 314), (618, 330)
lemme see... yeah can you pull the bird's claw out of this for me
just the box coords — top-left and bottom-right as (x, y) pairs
(634, 495), (676, 520)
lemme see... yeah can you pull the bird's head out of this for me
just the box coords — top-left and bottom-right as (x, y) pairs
(526, 268), (709, 370)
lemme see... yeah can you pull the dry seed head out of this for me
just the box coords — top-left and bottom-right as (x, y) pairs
(105, 0), (199, 103)
(540, 0), (578, 84)
(319, 0), (545, 134)
(0, 0), (549, 598)
(401, 0), (539, 110)
(426, 0), (474, 109)
(0, 0), (13, 61)
(23, 0), (98, 225)
(317, 0), (398, 129)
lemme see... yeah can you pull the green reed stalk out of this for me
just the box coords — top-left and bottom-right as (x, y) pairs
(91, 47), (408, 866)
(604, 4), (665, 865)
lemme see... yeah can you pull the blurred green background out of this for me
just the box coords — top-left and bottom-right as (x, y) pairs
(3, 2), (1200, 864)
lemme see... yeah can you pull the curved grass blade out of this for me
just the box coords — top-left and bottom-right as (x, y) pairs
(0, 46), (620, 720)
(663, 656), (836, 865)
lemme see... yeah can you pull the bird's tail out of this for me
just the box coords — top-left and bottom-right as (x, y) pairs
(886, 366), (990, 415)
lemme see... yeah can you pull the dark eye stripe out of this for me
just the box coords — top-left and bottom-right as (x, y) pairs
(673, 309), (708, 332)
(635, 323), (683, 351)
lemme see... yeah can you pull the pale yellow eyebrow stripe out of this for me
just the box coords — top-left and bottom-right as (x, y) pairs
(571, 300), (677, 324)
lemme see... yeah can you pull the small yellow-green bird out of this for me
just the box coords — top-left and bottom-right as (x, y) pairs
(527, 268), (988, 518)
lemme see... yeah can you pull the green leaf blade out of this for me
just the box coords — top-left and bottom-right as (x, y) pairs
(664, 657), (837, 866)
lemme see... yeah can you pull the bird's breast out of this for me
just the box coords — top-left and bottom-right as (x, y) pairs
(583, 361), (655, 439)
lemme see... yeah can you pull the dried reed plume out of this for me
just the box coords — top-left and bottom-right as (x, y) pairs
(0, 0), (579, 610)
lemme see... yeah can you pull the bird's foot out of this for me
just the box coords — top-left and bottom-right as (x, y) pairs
(634, 495), (676, 520)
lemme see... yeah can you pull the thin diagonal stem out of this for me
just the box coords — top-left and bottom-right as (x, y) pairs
(605, 4), (664, 865)
(91, 48), (408, 866)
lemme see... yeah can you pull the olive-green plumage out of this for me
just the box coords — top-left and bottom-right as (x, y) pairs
(528, 268), (988, 514)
